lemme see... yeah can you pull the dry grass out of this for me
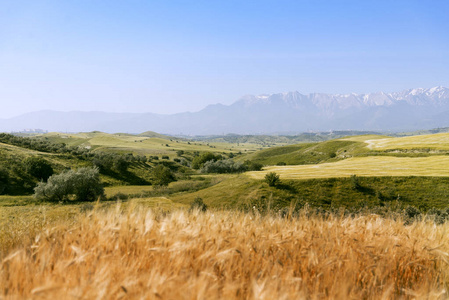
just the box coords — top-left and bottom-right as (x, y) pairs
(247, 155), (449, 179)
(1, 205), (449, 299)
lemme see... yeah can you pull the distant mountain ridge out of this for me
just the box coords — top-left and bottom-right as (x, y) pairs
(1, 86), (448, 135)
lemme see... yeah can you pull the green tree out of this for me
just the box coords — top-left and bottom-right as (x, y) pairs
(34, 167), (104, 202)
(152, 165), (175, 186)
(243, 160), (263, 171)
(24, 156), (54, 181)
(113, 157), (129, 173)
(0, 167), (9, 194)
(191, 152), (222, 169)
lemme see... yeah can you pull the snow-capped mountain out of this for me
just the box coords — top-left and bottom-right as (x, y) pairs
(1, 87), (448, 134)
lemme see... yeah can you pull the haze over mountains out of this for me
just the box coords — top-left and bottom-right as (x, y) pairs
(2, 86), (449, 135)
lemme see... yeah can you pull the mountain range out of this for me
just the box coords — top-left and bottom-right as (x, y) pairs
(1, 86), (449, 135)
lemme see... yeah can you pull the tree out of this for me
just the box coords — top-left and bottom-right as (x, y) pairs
(200, 159), (247, 174)
(243, 160), (263, 171)
(34, 167), (104, 202)
(113, 157), (129, 173)
(152, 165), (175, 186)
(24, 156), (54, 181)
(265, 172), (280, 187)
(0, 167), (9, 194)
(191, 152), (222, 169)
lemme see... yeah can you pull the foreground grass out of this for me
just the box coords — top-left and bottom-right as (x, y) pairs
(248, 155), (449, 179)
(1, 206), (449, 299)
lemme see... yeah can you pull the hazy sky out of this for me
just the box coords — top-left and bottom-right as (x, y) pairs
(1, 0), (448, 118)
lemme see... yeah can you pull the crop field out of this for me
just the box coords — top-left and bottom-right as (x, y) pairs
(356, 133), (449, 151)
(247, 155), (449, 179)
(1, 206), (449, 299)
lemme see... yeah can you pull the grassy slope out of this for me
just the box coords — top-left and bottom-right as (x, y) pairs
(238, 133), (449, 166)
(169, 174), (449, 211)
(0, 139), (154, 193)
(237, 139), (368, 165)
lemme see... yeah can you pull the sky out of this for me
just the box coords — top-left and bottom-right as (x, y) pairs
(0, 0), (448, 118)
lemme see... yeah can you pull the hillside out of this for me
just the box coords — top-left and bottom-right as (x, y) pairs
(238, 133), (449, 166)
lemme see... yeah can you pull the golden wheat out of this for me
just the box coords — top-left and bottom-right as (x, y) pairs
(1, 204), (449, 299)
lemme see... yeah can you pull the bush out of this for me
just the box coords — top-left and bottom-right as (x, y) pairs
(152, 165), (175, 186)
(24, 156), (54, 181)
(265, 172), (280, 187)
(191, 152), (222, 169)
(0, 167), (9, 194)
(113, 157), (129, 173)
(200, 159), (246, 174)
(34, 167), (104, 202)
(189, 197), (207, 212)
(243, 160), (263, 171)
(350, 174), (360, 190)
(276, 162), (287, 166)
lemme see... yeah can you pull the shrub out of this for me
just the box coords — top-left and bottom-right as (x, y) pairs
(152, 165), (175, 187)
(34, 167), (104, 202)
(350, 174), (360, 190)
(244, 160), (263, 171)
(0, 167), (9, 194)
(191, 152), (222, 169)
(276, 162), (287, 166)
(404, 205), (421, 220)
(189, 197), (207, 212)
(265, 172), (280, 187)
(113, 157), (129, 173)
(201, 159), (246, 174)
(24, 157), (54, 181)
(162, 155), (170, 160)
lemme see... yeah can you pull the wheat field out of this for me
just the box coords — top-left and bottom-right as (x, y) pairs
(247, 155), (449, 180)
(348, 133), (449, 151)
(1, 204), (449, 299)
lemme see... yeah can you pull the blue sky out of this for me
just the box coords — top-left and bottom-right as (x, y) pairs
(0, 0), (448, 118)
